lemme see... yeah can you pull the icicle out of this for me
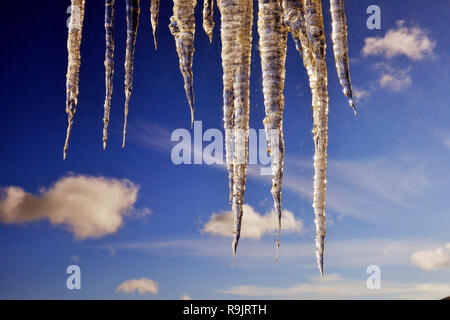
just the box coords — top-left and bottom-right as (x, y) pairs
(222, 0), (253, 258)
(305, 0), (328, 278)
(282, 0), (307, 56)
(282, 0), (315, 85)
(122, 0), (140, 148)
(257, 0), (287, 262)
(330, 0), (355, 113)
(63, 0), (86, 160)
(203, 0), (215, 42)
(151, 0), (160, 49)
(102, 0), (115, 150)
(169, 0), (197, 126)
(218, 0), (238, 207)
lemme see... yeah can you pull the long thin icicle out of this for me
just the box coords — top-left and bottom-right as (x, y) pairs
(169, 0), (197, 126)
(230, 0), (253, 258)
(203, 0), (215, 42)
(122, 0), (140, 148)
(64, 0), (86, 160)
(305, 0), (328, 278)
(330, 0), (355, 113)
(151, 0), (160, 49)
(102, 0), (115, 149)
(257, 0), (287, 262)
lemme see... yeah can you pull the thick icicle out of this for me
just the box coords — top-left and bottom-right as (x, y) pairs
(218, 0), (239, 207)
(102, 0), (115, 150)
(330, 0), (355, 113)
(305, 0), (328, 278)
(282, 0), (315, 86)
(226, 0), (253, 258)
(122, 0), (140, 148)
(150, 0), (160, 49)
(257, 0), (287, 262)
(63, 0), (86, 160)
(169, 0), (197, 126)
(203, 0), (215, 42)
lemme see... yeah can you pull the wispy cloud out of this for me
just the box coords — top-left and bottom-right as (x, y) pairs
(411, 244), (450, 271)
(362, 20), (436, 60)
(202, 204), (303, 239)
(130, 121), (445, 223)
(0, 175), (147, 239)
(102, 237), (440, 270)
(216, 273), (450, 300)
(378, 70), (412, 91)
(436, 129), (450, 149)
(352, 87), (370, 102)
(282, 155), (436, 222)
(116, 277), (159, 295)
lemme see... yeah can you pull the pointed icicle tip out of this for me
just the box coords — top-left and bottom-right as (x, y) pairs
(190, 106), (194, 128)
(318, 253), (324, 279)
(153, 34), (158, 50)
(275, 239), (280, 263)
(63, 116), (74, 160)
(349, 98), (357, 115)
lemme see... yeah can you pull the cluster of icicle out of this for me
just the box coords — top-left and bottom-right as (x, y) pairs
(63, 0), (356, 277)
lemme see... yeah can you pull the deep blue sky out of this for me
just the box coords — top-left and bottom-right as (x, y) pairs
(0, 0), (449, 299)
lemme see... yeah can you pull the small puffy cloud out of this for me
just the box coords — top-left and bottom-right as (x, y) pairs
(411, 244), (450, 271)
(362, 20), (436, 60)
(379, 72), (411, 91)
(181, 293), (192, 300)
(352, 88), (370, 102)
(0, 175), (145, 239)
(116, 278), (159, 295)
(202, 204), (303, 239)
(374, 63), (411, 91)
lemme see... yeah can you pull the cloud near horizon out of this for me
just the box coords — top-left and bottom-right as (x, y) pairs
(202, 204), (303, 239)
(116, 278), (159, 295)
(217, 273), (450, 300)
(0, 175), (146, 239)
(411, 244), (450, 271)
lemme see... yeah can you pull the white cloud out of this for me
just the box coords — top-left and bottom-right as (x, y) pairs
(0, 175), (146, 239)
(181, 293), (192, 300)
(202, 204), (303, 239)
(216, 274), (450, 300)
(378, 72), (411, 91)
(411, 244), (450, 271)
(362, 20), (436, 60)
(373, 63), (412, 91)
(116, 277), (159, 295)
(352, 87), (370, 102)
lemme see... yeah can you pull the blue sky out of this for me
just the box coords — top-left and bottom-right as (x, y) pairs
(0, 0), (449, 299)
